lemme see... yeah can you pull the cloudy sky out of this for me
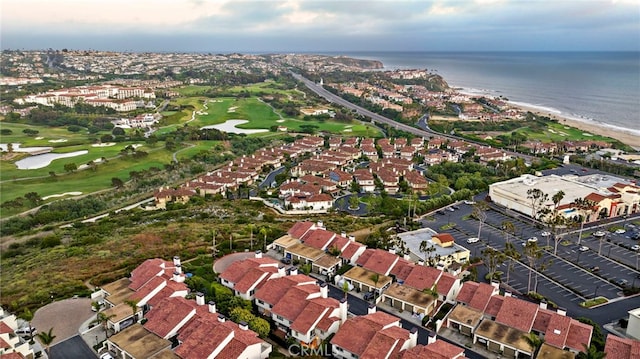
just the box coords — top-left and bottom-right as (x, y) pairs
(2, 0), (639, 52)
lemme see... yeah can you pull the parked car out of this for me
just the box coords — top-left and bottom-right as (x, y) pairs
(593, 231), (607, 237)
(614, 229), (626, 234)
(452, 205), (460, 210)
(579, 246), (589, 252)
(590, 266), (600, 273)
(436, 210), (445, 215)
(541, 231), (551, 237)
(15, 327), (36, 337)
(100, 353), (114, 359)
(463, 200), (476, 205)
(281, 257), (292, 265)
(615, 279), (628, 287)
(446, 207), (455, 212)
(631, 244), (640, 251)
(527, 237), (538, 243)
(467, 237), (480, 244)
(363, 292), (375, 301)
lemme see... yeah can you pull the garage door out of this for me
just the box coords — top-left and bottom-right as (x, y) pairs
(394, 300), (403, 310)
(503, 346), (516, 358)
(488, 341), (501, 353)
(461, 326), (472, 336)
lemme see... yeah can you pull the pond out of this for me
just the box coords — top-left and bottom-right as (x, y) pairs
(15, 150), (89, 170)
(201, 119), (268, 134)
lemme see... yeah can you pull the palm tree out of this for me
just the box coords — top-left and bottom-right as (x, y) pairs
(124, 299), (139, 321)
(504, 242), (521, 285)
(369, 273), (380, 295)
(259, 227), (270, 251)
(341, 281), (350, 300)
(472, 201), (489, 240)
(574, 197), (596, 245)
(501, 220), (516, 244)
(247, 224), (255, 250)
(36, 328), (56, 357)
(18, 308), (35, 343)
(92, 312), (116, 338)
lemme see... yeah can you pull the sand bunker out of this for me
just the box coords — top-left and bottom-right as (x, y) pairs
(582, 133), (593, 137)
(92, 142), (116, 147)
(42, 192), (83, 200)
(35, 137), (44, 140)
(48, 139), (68, 143)
(276, 119), (285, 123)
(343, 129), (353, 132)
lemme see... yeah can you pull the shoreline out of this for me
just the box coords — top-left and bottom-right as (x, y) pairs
(507, 102), (640, 149)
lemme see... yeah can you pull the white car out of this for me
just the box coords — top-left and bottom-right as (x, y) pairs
(463, 200), (476, 205)
(579, 246), (589, 252)
(541, 231), (551, 237)
(615, 229), (626, 234)
(632, 245), (640, 251)
(467, 237), (480, 244)
(527, 237), (538, 243)
(593, 231), (606, 237)
(100, 353), (114, 359)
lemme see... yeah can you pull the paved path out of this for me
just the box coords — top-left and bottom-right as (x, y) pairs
(32, 298), (94, 346)
(213, 252), (257, 273)
(51, 335), (97, 359)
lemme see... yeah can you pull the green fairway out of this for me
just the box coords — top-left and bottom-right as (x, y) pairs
(519, 122), (614, 143)
(174, 85), (211, 96)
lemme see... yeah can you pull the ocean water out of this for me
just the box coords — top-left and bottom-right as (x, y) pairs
(329, 51), (640, 135)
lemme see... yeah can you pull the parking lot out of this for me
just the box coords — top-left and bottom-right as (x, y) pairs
(421, 202), (640, 309)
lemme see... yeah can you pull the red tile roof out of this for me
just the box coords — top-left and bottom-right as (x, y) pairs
(254, 275), (317, 306)
(362, 325), (410, 359)
(0, 337), (10, 349)
(400, 340), (466, 359)
(129, 276), (165, 302)
(233, 267), (276, 294)
(585, 192), (607, 203)
(129, 258), (167, 290)
(0, 353), (24, 359)
(543, 314), (572, 349)
(290, 297), (339, 334)
(340, 242), (365, 261)
(565, 320), (593, 352)
(532, 308), (553, 333)
(495, 296), (538, 332)
(331, 312), (402, 356)
(301, 229), (336, 250)
(604, 334), (640, 359)
(390, 259), (414, 279)
(455, 281), (479, 305)
(484, 296), (504, 318)
(144, 296), (196, 338)
(433, 233), (455, 244)
(218, 257), (279, 285)
(356, 249), (400, 275)
(436, 273), (458, 298)
(0, 322), (14, 334)
(288, 221), (315, 239)
(271, 286), (316, 322)
(402, 266), (442, 291)
(467, 283), (496, 312)
(175, 315), (233, 358)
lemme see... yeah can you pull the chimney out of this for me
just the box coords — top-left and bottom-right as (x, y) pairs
(239, 321), (249, 331)
(319, 282), (328, 299)
(255, 250), (262, 259)
(172, 271), (181, 282)
(404, 253), (411, 261)
(367, 303), (376, 315)
(426, 330), (437, 345)
(418, 260), (425, 266)
(504, 291), (512, 298)
(289, 267), (299, 276)
(173, 256), (181, 266)
(196, 292), (205, 306)
(490, 281), (500, 290)
(278, 265), (286, 276)
(339, 298), (348, 323)
(539, 300), (547, 310)
(341, 232), (346, 238)
(175, 264), (182, 274)
(388, 248), (396, 255)
(557, 307), (566, 316)
(348, 235), (355, 242)
(410, 327), (418, 347)
(317, 220), (324, 229)
(217, 314), (226, 323)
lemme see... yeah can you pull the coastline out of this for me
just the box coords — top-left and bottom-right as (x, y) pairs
(507, 101), (640, 149)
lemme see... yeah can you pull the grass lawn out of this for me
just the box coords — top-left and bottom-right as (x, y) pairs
(0, 122), (107, 147)
(173, 85), (211, 96)
(175, 141), (220, 161)
(520, 121), (615, 143)
(0, 146), (173, 204)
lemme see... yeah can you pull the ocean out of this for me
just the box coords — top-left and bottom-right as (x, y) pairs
(327, 51), (640, 135)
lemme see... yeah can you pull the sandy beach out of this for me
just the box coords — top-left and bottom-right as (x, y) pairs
(508, 102), (640, 149)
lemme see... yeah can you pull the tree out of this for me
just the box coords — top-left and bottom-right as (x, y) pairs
(248, 316), (270, 338)
(574, 197), (597, 245)
(247, 224), (255, 250)
(124, 299), (139, 320)
(419, 240), (435, 264)
(504, 242), (521, 285)
(24, 192), (42, 206)
(230, 307), (254, 323)
(527, 188), (548, 225)
(577, 344), (607, 359)
(300, 263), (312, 275)
(341, 280), (350, 300)
(482, 246), (506, 282)
(349, 194), (360, 210)
(111, 177), (124, 188)
(369, 273), (380, 294)
(87, 160), (97, 172)
(112, 127), (125, 136)
(36, 328), (56, 356)
(259, 227), (270, 251)
(523, 332), (544, 357)
(472, 201), (489, 240)
(501, 220), (516, 244)
(63, 162), (77, 173)
(92, 312), (116, 338)
(547, 190), (566, 254)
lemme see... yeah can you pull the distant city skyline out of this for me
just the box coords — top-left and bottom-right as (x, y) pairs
(2, 0), (639, 52)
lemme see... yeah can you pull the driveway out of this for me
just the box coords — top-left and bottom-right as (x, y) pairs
(213, 252), (257, 273)
(32, 297), (94, 345)
(50, 335), (97, 359)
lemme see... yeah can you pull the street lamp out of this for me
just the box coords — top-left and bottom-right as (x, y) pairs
(594, 285), (600, 298)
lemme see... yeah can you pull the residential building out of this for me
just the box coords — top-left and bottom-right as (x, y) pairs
(217, 251), (282, 300)
(0, 308), (36, 359)
(604, 334), (640, 359)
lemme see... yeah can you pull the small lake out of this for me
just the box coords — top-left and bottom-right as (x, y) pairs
(201, 119), (268, 134)
(15, 150), (89, 170)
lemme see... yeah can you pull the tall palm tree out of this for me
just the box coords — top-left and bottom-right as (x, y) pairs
(259, 227), (270, 251)
(504, 242), (521, 285)
(92, 312), (116, 338)
(36, 328), (56, 357)
(247, 224), (255, 250)
(124, 299), (139, 321)
(369, 273), (380, 295)
(574, 197), (597, 245)
(523, 332), (544, 357)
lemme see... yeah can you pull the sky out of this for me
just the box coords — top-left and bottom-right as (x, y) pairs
(2, 0), (639, 52)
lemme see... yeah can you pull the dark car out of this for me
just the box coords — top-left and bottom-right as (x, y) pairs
(452, 205), (460, 210)
(281, 257), (292, 265)
(436, 210), (445, 215)
(615, 279), (628, 287)
(590, 266), (600, 273)
(363, 292), (375, 301)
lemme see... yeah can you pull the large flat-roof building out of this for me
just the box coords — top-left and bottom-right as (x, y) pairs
(489, 174), (639, 222)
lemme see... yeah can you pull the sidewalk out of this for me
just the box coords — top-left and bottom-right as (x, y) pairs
(79, 314), (107, 355)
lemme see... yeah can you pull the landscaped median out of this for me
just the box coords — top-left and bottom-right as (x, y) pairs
(579, 297), (608, 308)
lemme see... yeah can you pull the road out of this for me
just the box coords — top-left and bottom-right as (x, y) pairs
(50, 335), (97, 359)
